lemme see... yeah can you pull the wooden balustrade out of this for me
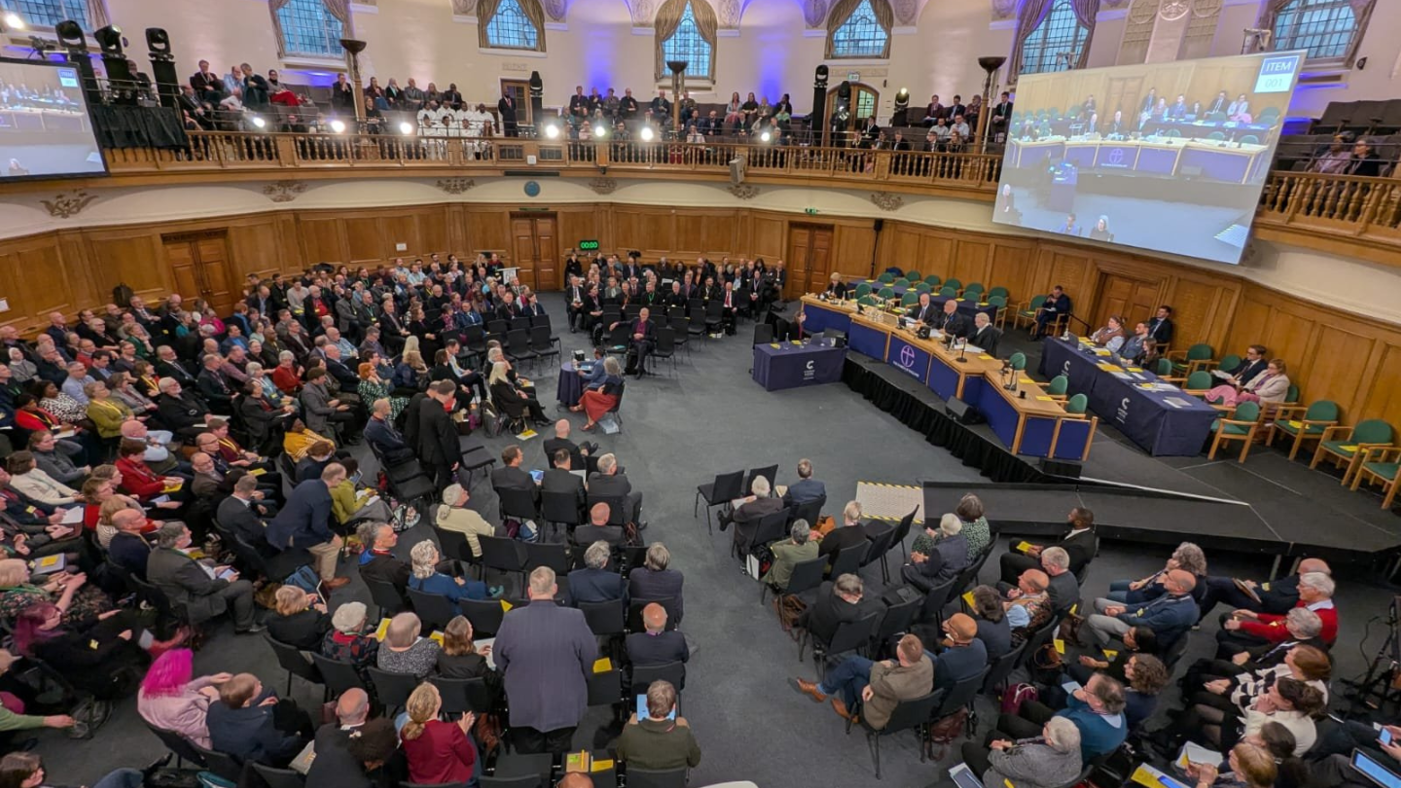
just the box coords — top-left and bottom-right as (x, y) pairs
(99, 130), (1401, 262)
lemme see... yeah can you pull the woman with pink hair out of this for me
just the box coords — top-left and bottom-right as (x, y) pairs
(137, 649), (232, 748)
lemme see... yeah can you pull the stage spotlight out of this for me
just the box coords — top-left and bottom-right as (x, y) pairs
(399, 121), (414, 135)
(593, 125), (607, 138)
(54, 19), (84, 47)
(760, 130), (772, 143)
(640, 126), (655, 142)
(329, 119), (346, 133)
(251, 116), (266, 129)
(544, 123), (560, 139)
(145, 27), (170, 55)
(93, 25), (123, 55)
(3, 13), (26, 31)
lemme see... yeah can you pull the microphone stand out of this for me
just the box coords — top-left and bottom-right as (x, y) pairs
(954, 335), (968, 363)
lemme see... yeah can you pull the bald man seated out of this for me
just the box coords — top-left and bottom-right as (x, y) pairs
(625, 603), (690, 689)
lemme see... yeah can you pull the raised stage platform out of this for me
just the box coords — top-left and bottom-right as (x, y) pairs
(844, 351), (1401, 568)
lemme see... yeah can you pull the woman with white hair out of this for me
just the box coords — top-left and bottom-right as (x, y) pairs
(903, 513), (970, 590)
(574, 356), (623, 431)
(407, 540), (493, 602)
(962, 715), (1083, 788)
(1106, 541), (1209, 605)
(488, 361), (549, 428)
(320, 600), (377, 673)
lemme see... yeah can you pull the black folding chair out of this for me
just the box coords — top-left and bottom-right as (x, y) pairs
(668, 314), (691, 357)
(763, 554), (826, 606)
(188, 742), (243, 784)
(366, 666), (421, 712)
(431, 675), (493, 715)
(745, 464), (778, 493)
(250, 763), (306, 788)
(845, 691), (943, 779)
(263, 634), (325, 697)
(523, 541), (570, 574)
(529, 325), (560, 366)
(630, 659), (686, 694)
(931, 667), (990, 740)
(496, 486), (540, 526)
(406, 587), (462, 631)
(479, 535), (528, 596)
(578, 600), (626, 637)
(703, 299), (724, 336)
(694, 470), (744, 535)
(870, 593), (922, 658)
(461, 596), (506, 636)
(625, 768), (688, 788)
(541, 490), (584, 537)
(861, 525), (899, 584)
(505, 329), (538, 373)
(827, 541), (870, 580)
(740, 506), (791, 557)
(309, 653), (368, 696)
(919, 574), (960, 626)
(143, 721), (208, 769)
(892, 507), (918, 561)
(648, 327), (678, 377)
(802, 610), (880, 672)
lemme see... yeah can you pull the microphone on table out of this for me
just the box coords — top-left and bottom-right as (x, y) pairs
(955, 335), (968, 364)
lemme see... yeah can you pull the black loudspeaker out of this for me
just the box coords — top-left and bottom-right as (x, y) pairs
(873, 219), (884, 232)
(1038, 457), (1083, 478)
(946, 397), (984, 425)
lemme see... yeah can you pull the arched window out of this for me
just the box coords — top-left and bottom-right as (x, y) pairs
(481, 0), (544, 51)
(661, 3), (712, 80)
(274, 0), (345, 58)
(1015, 0), (1093, 76)
(0, 0), (89, 28)
(1267, 0), (1372, 63)
(826, 0), (892, 60)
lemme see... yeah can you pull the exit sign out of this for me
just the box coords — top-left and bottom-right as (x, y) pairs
(805, 208), (819, 215)
(578, 239), (600, 251)
(847, 72), (860, 82)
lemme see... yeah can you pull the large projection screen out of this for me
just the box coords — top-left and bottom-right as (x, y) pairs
(0, 57), (107, 181)
(992, 51), (1304, 265)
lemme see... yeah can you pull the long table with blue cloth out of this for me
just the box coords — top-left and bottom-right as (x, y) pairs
(1007, 135), (1270, 184)
(843, 278), (999, 322)
(801, 295), (1096, 460)
(751, 337), (847, 391)
(1039, 337), (1220, 456)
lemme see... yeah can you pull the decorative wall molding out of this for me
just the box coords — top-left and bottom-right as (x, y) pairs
(803, 0), (827, 28)
(990, 0), (1016, 20)
(40, 190), (98, 219)
(728, 183), (760, 199)
(262, 181), (308, 203)
(870, 191), (904, 211)
(451, 0), (477, 14)
(349, 2), (378, 13)
(588, 177), (619, 195)
(437, 177), (477, 194)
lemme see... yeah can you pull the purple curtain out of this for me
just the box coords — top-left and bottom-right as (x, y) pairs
(1070, 0), (1099, 69)
(1007, 0), (1054, 82)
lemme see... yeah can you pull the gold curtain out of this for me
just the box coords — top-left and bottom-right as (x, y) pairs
(322, 0), (355, 35)
(267, 0), (296, 59)
(654, 0), (717, 80)
(478, 0), (547, 52)
(825, 0), (893, 59)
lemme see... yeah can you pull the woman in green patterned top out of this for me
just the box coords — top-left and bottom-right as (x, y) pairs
(910, 493), (992, 558)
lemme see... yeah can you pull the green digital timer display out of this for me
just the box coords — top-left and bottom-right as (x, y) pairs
(578, 240), (600, 251)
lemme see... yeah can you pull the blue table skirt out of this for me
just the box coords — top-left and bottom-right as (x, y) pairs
(557, 361), (584, 407)
(751, 341), (846, 391)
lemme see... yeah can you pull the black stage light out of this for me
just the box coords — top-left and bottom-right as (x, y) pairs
(93, 25), (123, 55)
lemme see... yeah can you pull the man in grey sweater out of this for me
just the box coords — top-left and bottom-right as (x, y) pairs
(960, 715), (1083, 788)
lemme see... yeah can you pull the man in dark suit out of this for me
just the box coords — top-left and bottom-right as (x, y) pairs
(1032, 285), (1073, 340)
(796, 572), (881, 645)
(494, 567), (597, 754)
(1000, 507), (1097, 585)
(217, 474), (305, 573)
(304, 689), (389, 787)
(190, 60), (224, 103)
(568, 540), (626, 604)
(990, 91), (1013, 139)
(544, 419), (596, 474)
(620, 307), (658, 376)
(267, 466), (350, 589)
(720, 475), (783, 554)
(196, 355), (234, 414)
(491, 444), (540, 505)
(146, 522), (261, 633)
(542, 448), (586, 517)
(576, 502), (627, 548)
(589, 453), (641, 524)
(365, 399), (414, 464)
(626, 602), (688, 687)
(156, 345), (197, 387)
(1198, 557), (1329, 618)
(357, 522), (410, 591)
(1206, 90), (1229, 115)
(1218, 345), (1269, 388)
(907, 292), (939, 325)
(107, 509), (154, 578)
(564, 275), (587, 332)
(157, 378), (212, 440)
(417, 382), (460, 491)
(782, 459), (826, 507)
(819, 500), (873, 563)
(933, 299), (969, 339)
(1146, 305), (1174, 346)
(497, 91), (518, 137)
(495, 291), (523, 322)
(933, 614), (989, 694)
(628, 543), (684, 622)
(968, 313), (1002, 356)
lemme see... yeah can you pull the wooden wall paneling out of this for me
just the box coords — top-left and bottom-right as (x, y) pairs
(885, 223), (923, 272)
(1260, 301), (1320, 377)
(831, 223), (876, 277)
(1304, 324), (1378, 419)
(464, 210), (512, 259)
(1224, 296), (1272, 356)
(1166, 277), (1233, 353)
(297, 217), (349, 266)
(611, 208), (675, 260)
(345, 215), (386, 265)
(378, 214), (421, 262)
(919, 232), (955, 280)
(85, 229), (169, 302)
(673, 211), (736, 259)
(269, 215), (300, 273)
(988, 241), (1034, 304)
(444, 205), (469, 254)
(749, 214), (786, 261)
(0, 236), (70, 331)
(1361, 343), (1401, 427)
(952, 239), (992, 288)
(229, 218), (286, 284)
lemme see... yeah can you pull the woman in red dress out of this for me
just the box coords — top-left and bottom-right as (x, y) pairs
(573, 356), (623, 431)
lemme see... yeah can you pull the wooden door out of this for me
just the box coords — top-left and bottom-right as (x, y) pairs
(1094, 273), (1160, 331)
(824, 83), (879, 145)
(787, 222), (835, 295)
(509, 213), (559, 291)
(501, 79), (532, 127)
(164, 232), (236, 316)
(1105, 76), (1145, 124)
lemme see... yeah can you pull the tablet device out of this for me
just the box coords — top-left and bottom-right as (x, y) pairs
(217, 567), (238, 581)
(529, 470), (544, 484)
(1353, 749), (1401, 788)
(635, 695), (676, 721)
(1384, 728), (1395, 747)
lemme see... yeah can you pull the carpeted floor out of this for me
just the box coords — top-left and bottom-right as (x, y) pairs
(35, 293), (1400, 787)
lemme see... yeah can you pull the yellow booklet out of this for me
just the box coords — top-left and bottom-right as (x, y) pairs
(1102, 649), (1119, 660)
(592, 758), (614, 773)
(373, 617), (391, 641)
(1014, 540), (1034, 553)
(962, 590), (975, 608)
(500, 599), (514, 613)
(1036, 396), (1055, 401)
(770, 343), (781, 349)
(429, 631), (445, 646)
(592, 657), (613, 674)
(1054, 638), (1066, 655)
(249, 468), (268, 477)
(162, 481), (184, 494)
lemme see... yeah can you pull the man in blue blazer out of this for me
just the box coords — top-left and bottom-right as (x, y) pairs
(568, 540), (627, 604)
(266, 465), (349, 589)
(782, 459), (826, 507)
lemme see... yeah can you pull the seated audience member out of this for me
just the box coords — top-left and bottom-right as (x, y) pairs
(1199, 557), (1329, 618)
(1116, 653), (1170, 729)
(0, 754), (142, 788)
(722, 475), (784, 554)
(357, 521), (410, 591)
(544, 418), (598, 472)
(137, 648), (232, 749)
(206, 672), (310, 766)
(330, 459), (392, 527)
(1038, 547), (1081, 614)
(13, 598), (165, 700)
(616, 680), (702, 769)
(628, 542), (684, 622)
(400, 682), (478, 786)
(1217, 571), (1336, 654)
(935, 613), (989, 693)
(1031, 285), (1073, 340)
(901, 513), (969, 592)
(819, 501), (872, 563)
(576, 501), (627, 548)
(115, 439), (184, 505)
(1163, 675), (1323, 755)
(6, 452), (76, 506)
(796, 572), (880, 647)
(959, 715), (1083, 788)
(1186, 742), (1279, 788)
(824, 272), (848, 299)
(589, 452), (644, 525)
(543, 448), (586, 517)
(782, 458), (826, 506)
(1120, 322), (1151, 365)
(968, 312), (1002, 356)
(573, 356), (624, 431)
(626, 603), (689, 677)
(266, 464), (350, 589)
(435, 616), (496, 688)
(1207, 345), (1270, 394)
(1205, 358), (1290, 407)
(907, 292), (939, 325)
(997, 673), (1128, 761)
(763, 520), (820, 593)
(1089, 315), (1127, 354)
(968, 585), (1012, 661)
(570, 540), (626, 604)
(322, 601), (379, 672)
(1003, 569), (1053, 641)
(1197, 644), (1331, 721)
(1186, 608), (1323, 690)
(377, 611), (440, 679)
(1107, 542), (1208, 605)
(147, 522), (262, 635)
(410, 540), (492, 601)
(1087, 569), (1198, 649)
(365, 398), (414, 463)
(489, 360), (549, 427)
(1069, 625), (1157, 686)
(435, 483), (496, 561)
(295, 440), (336, 483)
(792, 633), (933, 725)
(1000, 506), (1097, 584)
(106, 509), (155, 578)
(0, 558), (111, 625)
(303, 690), (396, 788)
(266, 585), (330, 650)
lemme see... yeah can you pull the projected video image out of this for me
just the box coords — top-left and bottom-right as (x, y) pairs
(993, 52), (1304, 265)
(0, 58), (105, 180)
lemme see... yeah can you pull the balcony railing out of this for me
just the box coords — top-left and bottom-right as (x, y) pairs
(100, 131), (1401, 264)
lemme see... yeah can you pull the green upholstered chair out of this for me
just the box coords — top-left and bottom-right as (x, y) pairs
(1209, 401), (1262, 462)
(893, 278), (910, 288)
(943, 278), (963, 292)
(1010, 352), (1027, 371)
(1013, 295), (1047, 331)
(901, 291), (919, 306)
(854, 282), (872, 298)
(1064, 393), (1088, 414)
(923, 275), (942, 287)
(877, 286), (895, 300)
(1351, 446), (1401, 510)
(1168, 344), (1215, 376)
(914, 282), (932, 294)
(1046, 375), (1069, 400)
(877, 273), (895, 284)
(1266, 400), (1339, 460)
(1183, 370), (1214, 396)
(1314, 419), (1396, 485)
(905, 270), (921, 281)
(939, 286), (958, 298)
(987, 286), (1010, 301)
